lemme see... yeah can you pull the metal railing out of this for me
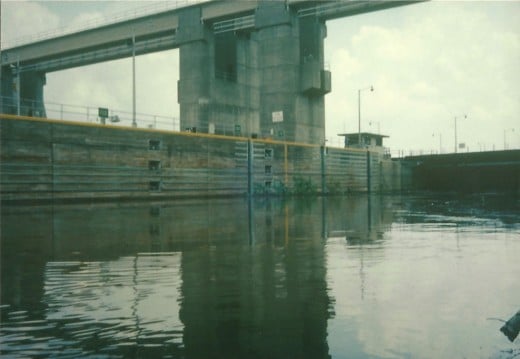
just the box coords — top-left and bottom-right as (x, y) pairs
(20, 35), (177, 74)
(0, 96), (180, 131)
(2, 96), (517, 154)
(0, 96), (262, 138)
(2, 1), (208, 49)
(213, 15), (255, 35)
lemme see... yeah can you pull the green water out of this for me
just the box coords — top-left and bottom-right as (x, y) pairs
(1, 194), (518, 358)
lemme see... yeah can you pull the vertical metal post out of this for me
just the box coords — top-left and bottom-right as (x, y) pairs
(247, 139), (253, 197)
(454, 114), (467, 153)
(320, 145), (326, 195)
(357, 89), (361, 146)
(454, 116), (457, 153)
(132, 34), (137, 127)
(16, 57), (20, 116)
(366, 150), (371, 193)
(284, 143), (288, 187)
(358, 86), (373, 147)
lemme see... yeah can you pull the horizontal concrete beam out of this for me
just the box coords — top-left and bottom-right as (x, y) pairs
(0, 1), (259, 69)
(0, 1), (423, 74)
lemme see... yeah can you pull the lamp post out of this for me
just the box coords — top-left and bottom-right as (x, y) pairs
(504, 128), (515, 150)
(16, 56), (21, 116)
(132, 34), (137, 128)
(358, 85), (374, 147)
(454, 114), (467, 153)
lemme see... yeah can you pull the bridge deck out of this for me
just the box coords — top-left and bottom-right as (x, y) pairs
(1, 1), (421, 74)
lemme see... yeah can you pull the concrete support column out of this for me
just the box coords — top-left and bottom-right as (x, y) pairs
(176, 1), (330, 144)
(0, 66), (15, 114)
(177, 7), (211, 133)
(21, 71), (47, 117)
(0, 67), (46, 117)
(247, 139), (254, 197)
(178, 40), (211, 132)
(296, 17), (329, 145)
(255, 1), (297, 141)
(255, 3), (329, 144)
(366, 150), (372, 193)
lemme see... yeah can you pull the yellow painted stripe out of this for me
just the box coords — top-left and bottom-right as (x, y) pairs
(0, 114), (376, 154)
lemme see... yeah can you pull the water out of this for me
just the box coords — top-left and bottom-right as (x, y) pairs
(1, 194), (518, 358)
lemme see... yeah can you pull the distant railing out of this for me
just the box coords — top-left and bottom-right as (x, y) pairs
(0, 96), (180, 131)
(2, 96), (516, 154)
(0, 96), (268, 138)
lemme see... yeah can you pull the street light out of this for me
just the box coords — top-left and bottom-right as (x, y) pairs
(16, 56), (21, 116)
(358, 85), (374, 146)
(454, 114), (467, 153)
(131, 34), (137, 128)
(504, 128), (515, 150)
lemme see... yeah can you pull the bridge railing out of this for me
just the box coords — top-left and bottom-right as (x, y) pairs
(0, 96), (277, 139)
(0, 95), (181, 131)
(3, 1), (208, 49)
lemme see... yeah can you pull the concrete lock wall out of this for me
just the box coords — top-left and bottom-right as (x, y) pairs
(0, 115), (402, 202)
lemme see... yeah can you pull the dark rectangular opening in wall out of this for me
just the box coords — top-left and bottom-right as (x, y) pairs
(265, 148), (273, 160)
(300, 17), (321, 64)
(265, 165), (272, 175)
(149, 160), (161, 171)
(149, 224), (160, 236)
(150, 206), (161, 217)
(265, 180), (272, 188)
(149, 181), (161, 191)
(215, 32), (237, 82)
(149, 139), (161, 151)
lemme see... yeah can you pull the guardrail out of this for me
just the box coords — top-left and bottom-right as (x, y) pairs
(2, 1), (207, 49)
(0, 97), (275, 139)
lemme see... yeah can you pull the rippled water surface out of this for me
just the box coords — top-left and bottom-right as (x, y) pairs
(1, 194), (519, 358)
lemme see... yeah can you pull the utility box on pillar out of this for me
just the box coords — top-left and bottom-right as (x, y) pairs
(301, 60), (331, 96)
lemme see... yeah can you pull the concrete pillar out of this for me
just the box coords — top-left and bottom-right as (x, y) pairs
(177, 2), (330, 144)
(0, 66), (46, 117)
(255, 1), (297, 141)
(177, 6), (211, 133)
(21, 71), (47, 117)
(296, 16), (330, 145)
(178, 6), (261, 137)
(0, 66), (15, 114)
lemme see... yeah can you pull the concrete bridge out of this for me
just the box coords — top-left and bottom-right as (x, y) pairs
(1, 0), (419, 144)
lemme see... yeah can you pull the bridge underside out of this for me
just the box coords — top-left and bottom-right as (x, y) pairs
(0, 0), (421, 144)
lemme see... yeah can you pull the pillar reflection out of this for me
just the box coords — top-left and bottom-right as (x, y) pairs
(0, 195), (391, 358)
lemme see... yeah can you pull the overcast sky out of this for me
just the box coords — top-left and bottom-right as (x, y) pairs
(1, 0), (519, 154)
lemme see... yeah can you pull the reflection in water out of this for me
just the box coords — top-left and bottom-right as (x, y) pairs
(1, 195), (519, 358)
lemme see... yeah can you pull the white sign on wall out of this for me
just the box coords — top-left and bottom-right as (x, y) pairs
(272, 111), (284, 123)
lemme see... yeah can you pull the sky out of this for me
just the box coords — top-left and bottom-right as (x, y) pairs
(1, 0), (519, 154)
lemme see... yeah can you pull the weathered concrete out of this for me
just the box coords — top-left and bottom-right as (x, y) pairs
(0, 115), (400, 202)
(0, 1), (421, 144)
(402, 151), (520, 193)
